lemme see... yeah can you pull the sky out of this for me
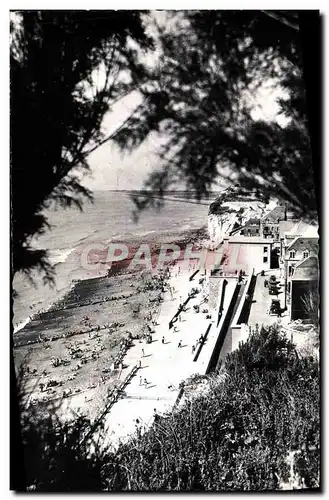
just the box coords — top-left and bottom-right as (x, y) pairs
(82, 82), (288, 192)
(81, 11), (290, 192)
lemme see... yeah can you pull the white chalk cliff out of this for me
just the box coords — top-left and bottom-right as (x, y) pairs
(207, 188), (266, 246)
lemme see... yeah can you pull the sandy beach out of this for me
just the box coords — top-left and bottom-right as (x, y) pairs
(14, 226), (207, 423)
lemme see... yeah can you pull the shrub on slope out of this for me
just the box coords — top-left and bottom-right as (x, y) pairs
(104, 326), (319, 491)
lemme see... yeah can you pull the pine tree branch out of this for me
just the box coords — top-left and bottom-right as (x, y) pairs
(261, 11), (299, 31)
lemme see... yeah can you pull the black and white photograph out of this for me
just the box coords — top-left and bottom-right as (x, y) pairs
(9, 8), (320, 491)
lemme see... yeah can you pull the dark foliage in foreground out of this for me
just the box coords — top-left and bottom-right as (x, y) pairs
(113, 11), (317, 221)
(21, 412), (108, 492)
(11, 10), (151, 282)
(20, 326), (319, 491)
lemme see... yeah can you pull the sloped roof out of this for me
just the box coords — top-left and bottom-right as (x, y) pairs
(286, 237), (300, 251)
(285, 220), (318, 238)
(245, 218), (260, 226)
(292, 256), (319, 281)
(302, 225), (319, 238)
(262, 205), (296, 222)
(262, 206), (285, 222)
(286, 236), (319, 252)
(279, 220), (298, 239)
(286, 220), (310, 236)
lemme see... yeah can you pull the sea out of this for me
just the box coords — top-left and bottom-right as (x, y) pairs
(13, 191), (213, 331)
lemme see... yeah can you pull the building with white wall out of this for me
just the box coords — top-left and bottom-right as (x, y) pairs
(279, 221), (319, 309)
(284, 235), (319, 293)
(222, 235), (274, 275)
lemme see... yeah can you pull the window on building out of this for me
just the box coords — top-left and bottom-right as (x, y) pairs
(303, 251), (309, 259)
(263, 246), (268, 253)
(263, 256), (268, 263)
(289, 250), (296, 259)
(264, 226), (269, 232)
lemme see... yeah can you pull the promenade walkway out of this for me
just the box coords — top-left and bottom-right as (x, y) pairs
(102, 267), (236, 448)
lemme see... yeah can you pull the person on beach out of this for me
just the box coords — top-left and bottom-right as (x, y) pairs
(135, 419), (141, 436)
(152, 318), (158, 326)
(141, 348), (145, 357)
(192, 345), (196, 354)
(174, 325), (179, 333)
(178, 314), (181, 322)
(138, 359), (142, 368)
(162, 336), (165, 344)
(178, 340), (182, 348)
(139, 376), (142, 386)
(144, 378), (149, 387)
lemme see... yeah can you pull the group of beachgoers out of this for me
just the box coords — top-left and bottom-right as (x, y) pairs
(142, 266), (210, 363)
